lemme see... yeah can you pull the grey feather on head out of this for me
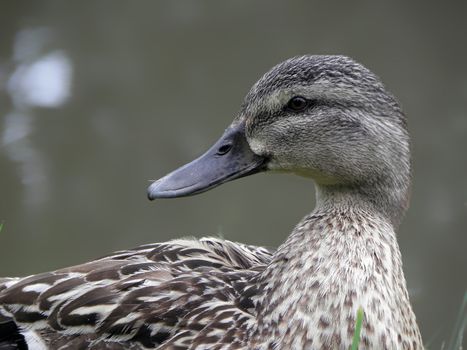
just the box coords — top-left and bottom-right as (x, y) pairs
(238, 55), (410, 227)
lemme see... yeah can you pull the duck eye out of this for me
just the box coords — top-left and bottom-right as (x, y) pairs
(286, 96), (308, 112)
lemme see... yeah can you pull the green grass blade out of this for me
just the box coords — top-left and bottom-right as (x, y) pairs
(447, 291), (467, 350)
(0, 222), (3, 233)
(351, 307), (364, 350)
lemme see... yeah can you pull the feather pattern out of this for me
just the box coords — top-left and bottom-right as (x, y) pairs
(0, 238), (273, 349)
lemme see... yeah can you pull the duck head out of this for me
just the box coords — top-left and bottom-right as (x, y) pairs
(148, 55), (410, 226)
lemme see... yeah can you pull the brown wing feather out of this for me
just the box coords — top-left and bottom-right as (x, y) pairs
(0, 238), (273, 348)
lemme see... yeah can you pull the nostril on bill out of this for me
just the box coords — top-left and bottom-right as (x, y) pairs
(216, 144), (232, 155)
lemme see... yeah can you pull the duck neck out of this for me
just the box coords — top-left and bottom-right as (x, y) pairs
(315, 177), (410, 228)
(251, 192), (420, 348)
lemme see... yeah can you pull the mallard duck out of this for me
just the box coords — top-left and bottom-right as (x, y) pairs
(0, 55), (423, 349)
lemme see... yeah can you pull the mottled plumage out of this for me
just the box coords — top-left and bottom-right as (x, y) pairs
(0, 239), (272, 349)
(0, 55), (423, 349)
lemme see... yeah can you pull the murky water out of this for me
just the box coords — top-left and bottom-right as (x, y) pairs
(1, 2), (466, 347)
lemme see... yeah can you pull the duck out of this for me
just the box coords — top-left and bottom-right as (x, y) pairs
(0, 55), (423, 349)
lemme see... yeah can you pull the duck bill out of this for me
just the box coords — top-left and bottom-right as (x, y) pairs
(147, 122), (268, 200)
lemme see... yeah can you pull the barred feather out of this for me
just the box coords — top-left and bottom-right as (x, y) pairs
(0, 238), (273, 349)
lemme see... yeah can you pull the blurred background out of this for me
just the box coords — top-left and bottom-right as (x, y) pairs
(0, 1), (466, 347)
